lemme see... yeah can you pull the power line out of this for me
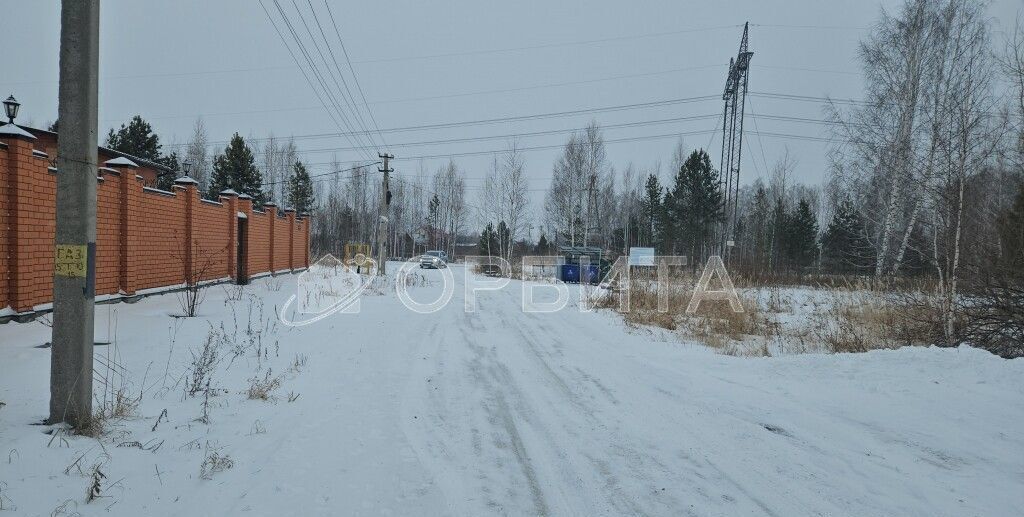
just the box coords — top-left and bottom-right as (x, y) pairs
(351, 24), (745, 65)
(285, 113), (722, 156)
(749, 23), (868, 31)
(281, 0), (379, 155)
(259, 0), (377, 161)
(204, 94), (722, 146)
(322, 0), (389, 148)
(366, 64), (724, 106)
(297, 0), (382, 150)
(114, 67), (725, 125)
(307, 128), (723, 165)
(261, 160), (379, 187)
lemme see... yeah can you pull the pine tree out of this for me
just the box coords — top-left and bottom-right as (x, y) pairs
(106, 115), (163, 161)
(536, 233), (551, 255)
(746, 186), (772, 271)
(208, 133), (265, 204)
(665, 149), (722, 262)
(782, 198), (819, 272)
(427, 194), (441, 248)
(288, 160), (315, 213)
(769, 197), (787, 272)
(821, 199), (874, 274)
(156, 151), (180, 191)
(640, 174), (663, 248)
(479, 223), (498, 256)
(496, 221), (511, 258)
(997, 183), (1024, 267)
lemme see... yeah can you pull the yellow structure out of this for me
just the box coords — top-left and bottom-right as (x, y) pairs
(344, 243), (372, 272)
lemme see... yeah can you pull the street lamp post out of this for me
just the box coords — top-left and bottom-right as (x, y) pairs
(3, 95), (20, 124)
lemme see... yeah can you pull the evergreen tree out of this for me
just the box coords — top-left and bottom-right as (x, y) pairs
(107, 115), (181, 187)
(427, 194), (441, 248)
(288, 160), (315, 213)
(640, 174), (663, 248)
(821, 199), (874, 274)
(479, 223), (498, 256)
(782, 198), (819, 272)
(997, 183), (1024, 267)
(536, 234), (551, 255)
(665, 149), (722, 262)
(208, 133), (265, 203)
(155, 151), (180, 191)
(744, 186), (772, 271)
(496, 221), (512, 258)
(769, 197), (787, 272)
(106, 115), (163, 161)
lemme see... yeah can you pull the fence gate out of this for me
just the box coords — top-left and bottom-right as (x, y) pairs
(237, 215), (249, 285)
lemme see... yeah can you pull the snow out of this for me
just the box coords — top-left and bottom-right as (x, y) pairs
(104, 157), (138, 168)
(0, 265), (1021, 516)
(0, 123), (35, 139)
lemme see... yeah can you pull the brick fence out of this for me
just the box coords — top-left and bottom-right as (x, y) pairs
(1, 126), (310, 314)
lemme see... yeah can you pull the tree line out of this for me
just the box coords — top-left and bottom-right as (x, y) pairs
(101, 116), (315, 213)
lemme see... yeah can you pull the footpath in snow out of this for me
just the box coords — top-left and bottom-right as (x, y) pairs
(0, 264), (1022, 516)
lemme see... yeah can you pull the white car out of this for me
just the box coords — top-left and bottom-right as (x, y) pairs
(419, 250), (448, 269)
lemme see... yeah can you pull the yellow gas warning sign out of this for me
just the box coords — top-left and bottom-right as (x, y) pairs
(55, 244), (88, 278)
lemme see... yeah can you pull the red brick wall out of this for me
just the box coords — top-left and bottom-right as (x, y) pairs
(247, 210), (272, 277)
(132, 188), (187, 290)
(0, 134), (311, 313)
(192, 198), (233, 282)
(0, 142), (9, 307)
(95, 170), (123, 296)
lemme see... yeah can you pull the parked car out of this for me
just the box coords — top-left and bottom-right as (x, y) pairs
(419, 250), (448, 269)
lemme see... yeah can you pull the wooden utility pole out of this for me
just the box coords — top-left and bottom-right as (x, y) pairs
(50, 0), (100, 429)
(377, 153), (393, 275)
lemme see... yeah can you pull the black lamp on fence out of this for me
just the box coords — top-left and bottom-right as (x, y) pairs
(4, 95), (20, 124)
(183, 160), (193, 177)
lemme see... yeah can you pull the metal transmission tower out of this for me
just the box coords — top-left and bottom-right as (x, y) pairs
(719, 22), (753, 259)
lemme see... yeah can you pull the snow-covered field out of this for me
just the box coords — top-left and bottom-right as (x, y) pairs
(1, 263), (1022, 516)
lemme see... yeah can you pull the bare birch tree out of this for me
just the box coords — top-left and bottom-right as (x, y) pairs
(185, 117), (210, 193)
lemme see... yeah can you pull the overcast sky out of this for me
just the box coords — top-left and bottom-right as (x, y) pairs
(3, 0), (1020, 201)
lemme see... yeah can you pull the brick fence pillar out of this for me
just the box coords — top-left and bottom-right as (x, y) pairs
(300, 212), (311, 269)
(1, 126), (39, 312)
(0, 139), (8, 309)
(111, 160), (142, 295)
(284, 208), (296, 271)
(238, 194), (254, 282)
(175, 177), (200, 283)
(219, 189), (239, 279)
(264, 202), (277, 274)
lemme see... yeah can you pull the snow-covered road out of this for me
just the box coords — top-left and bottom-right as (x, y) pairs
(1, 265), (1022, 516)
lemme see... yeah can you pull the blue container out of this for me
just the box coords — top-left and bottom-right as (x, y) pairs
(582, 264), (601, 285)
(560, 264), (580, 283)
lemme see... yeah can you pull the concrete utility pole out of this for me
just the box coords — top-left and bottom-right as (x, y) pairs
(50, 0), (100, 429)
(377, 153), (393, 275)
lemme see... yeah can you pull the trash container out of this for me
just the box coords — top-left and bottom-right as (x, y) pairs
(582, 264), (601, 284)
(560, 264), (580, 283)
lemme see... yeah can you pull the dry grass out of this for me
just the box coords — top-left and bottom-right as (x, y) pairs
(246, 369), (282, 401)
(808, 289), (945, 354)
(598, 272), (765, 351)
(200, 446), (234, 480)
(601, 269), (947, 356)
